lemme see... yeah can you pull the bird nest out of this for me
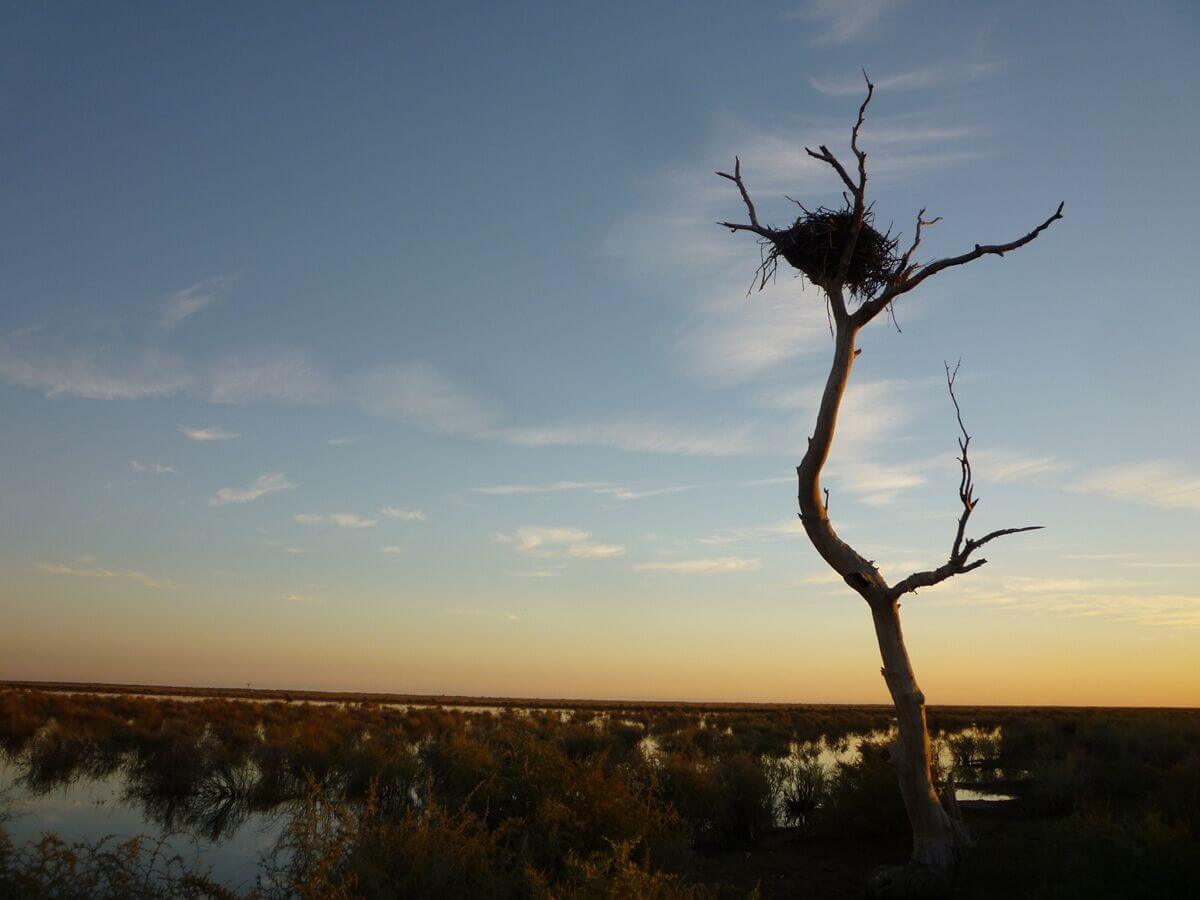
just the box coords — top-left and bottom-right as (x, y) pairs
(760, 207), (899, 299)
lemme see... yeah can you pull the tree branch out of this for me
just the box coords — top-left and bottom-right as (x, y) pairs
(804, 145), (857, 196)
(833, 74), (873, 286)
(889, 362), (1042, 599)
(716, 157), (773, 238)
(857, 202), (1064, 326)
(893, 208), (943, 286)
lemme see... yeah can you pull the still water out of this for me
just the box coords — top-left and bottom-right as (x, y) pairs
(0, 703), (1015, 890)
(0, 760), (283, 891)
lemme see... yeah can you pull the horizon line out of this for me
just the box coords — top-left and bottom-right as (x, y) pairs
(3, 680), (1196, 713)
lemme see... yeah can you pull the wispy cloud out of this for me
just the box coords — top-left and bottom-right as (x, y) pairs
(698, 519), (805, 546)
(210, 472), (294, 506)
(760, 379), (1061, 506)
(674, 289), (833, 385)
(180, 424), (239, 442)
(926, 578), (1200, 629)
(832, 460), (927, 507)
(809, 66), (942, 96)
(634, 557), (762, 574)
(473, 481), (612, 496)
(357, 363), (498, 434)
(358, 363), (759, 456)
(161, 274), (238, 328)
(5, 316), (758, 458)
(0, 332), (192, 400)
(1069, 461), (1200, 512)
(807, 63), (1001, 97)
(130, 460), (175, 475)
(568, 542), (628, 559)
(764, 377), (933, 504)
(785, 0), (893, 45)
(598, 484), (705, 501)
(207, 348), (332, 404)
(495, 527), (592, 552)
(295, 509), (417, 528)
(494, 526), (626, 560)
(329, 512), (379, 529)
(970, 448), (1068, 484)
(498, 420), (757, 457)
(474, 476), (791, 503)
(380, 507), (426, 521)
(280, 593), (322, 604)
(1001, 576), (1145, 594)
(1, 319), (334, 408)
(37, 561), (172, 589)
(327, 435), (367, 446)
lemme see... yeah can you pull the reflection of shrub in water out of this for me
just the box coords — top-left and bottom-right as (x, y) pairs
(765, 753), (828, 829)
(128, 758), (261, 843)
(945, 728), (1002, 775)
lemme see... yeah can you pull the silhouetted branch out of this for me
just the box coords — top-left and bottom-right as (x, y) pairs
(889, 362), (1042, 599)
(814, 73), (874, 288)
(804, 145), (857, 196)
(716, 157), (772, 238)
(893, 208), (943, 285)
(859, 202), (1064, 325)
(804, 79), (871, 204)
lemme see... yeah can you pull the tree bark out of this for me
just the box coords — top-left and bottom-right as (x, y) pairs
(869, 598), (958, 876)
(795, 313), (959, 895)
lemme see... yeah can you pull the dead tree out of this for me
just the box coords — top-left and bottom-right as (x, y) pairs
(718, 78), (1062, 894)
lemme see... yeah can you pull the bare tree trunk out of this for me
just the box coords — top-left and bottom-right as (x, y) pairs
(796, 318), (959, 893)
(869, 599), (959, 880)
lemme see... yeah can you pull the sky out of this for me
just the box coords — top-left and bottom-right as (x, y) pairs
(2, 1), (1198, 706)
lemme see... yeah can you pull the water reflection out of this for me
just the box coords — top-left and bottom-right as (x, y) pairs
(0, 694), (1020, 889)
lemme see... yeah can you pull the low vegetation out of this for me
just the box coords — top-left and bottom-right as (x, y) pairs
(0, 689), (1197, 897)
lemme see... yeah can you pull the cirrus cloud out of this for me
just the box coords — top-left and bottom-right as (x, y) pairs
(210, 472), (294, 506)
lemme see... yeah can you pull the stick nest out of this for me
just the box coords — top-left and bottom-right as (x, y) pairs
(761, 207), (899, 299)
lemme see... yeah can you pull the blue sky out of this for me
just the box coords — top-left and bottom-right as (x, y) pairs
(2, 1), (1198, 704)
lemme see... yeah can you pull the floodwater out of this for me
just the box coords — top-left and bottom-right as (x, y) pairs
(0, 760), (284, 891)
(0, 707), (1017, 889)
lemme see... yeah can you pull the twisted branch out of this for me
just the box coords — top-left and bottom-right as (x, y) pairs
(889, 362), (1042, 598)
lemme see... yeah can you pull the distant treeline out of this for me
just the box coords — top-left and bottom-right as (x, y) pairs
(5, 680), (1193, 715)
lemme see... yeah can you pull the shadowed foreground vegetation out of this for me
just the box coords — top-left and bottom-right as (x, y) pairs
(0, 689), (1197, 897)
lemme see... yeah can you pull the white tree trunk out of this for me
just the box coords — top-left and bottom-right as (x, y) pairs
(870, 600), (958, 874)
(794, 317), (960, 894)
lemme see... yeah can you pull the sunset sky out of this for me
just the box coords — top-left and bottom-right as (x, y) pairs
(2, 1), (1197, 706)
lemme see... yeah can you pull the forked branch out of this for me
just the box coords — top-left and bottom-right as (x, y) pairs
(889, 362), (1042, 599)
(716, 157), (771, 238)
(807, 72), (874, 288)
(804, 72), (871, 199)
(859, 202), (1065, 325)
